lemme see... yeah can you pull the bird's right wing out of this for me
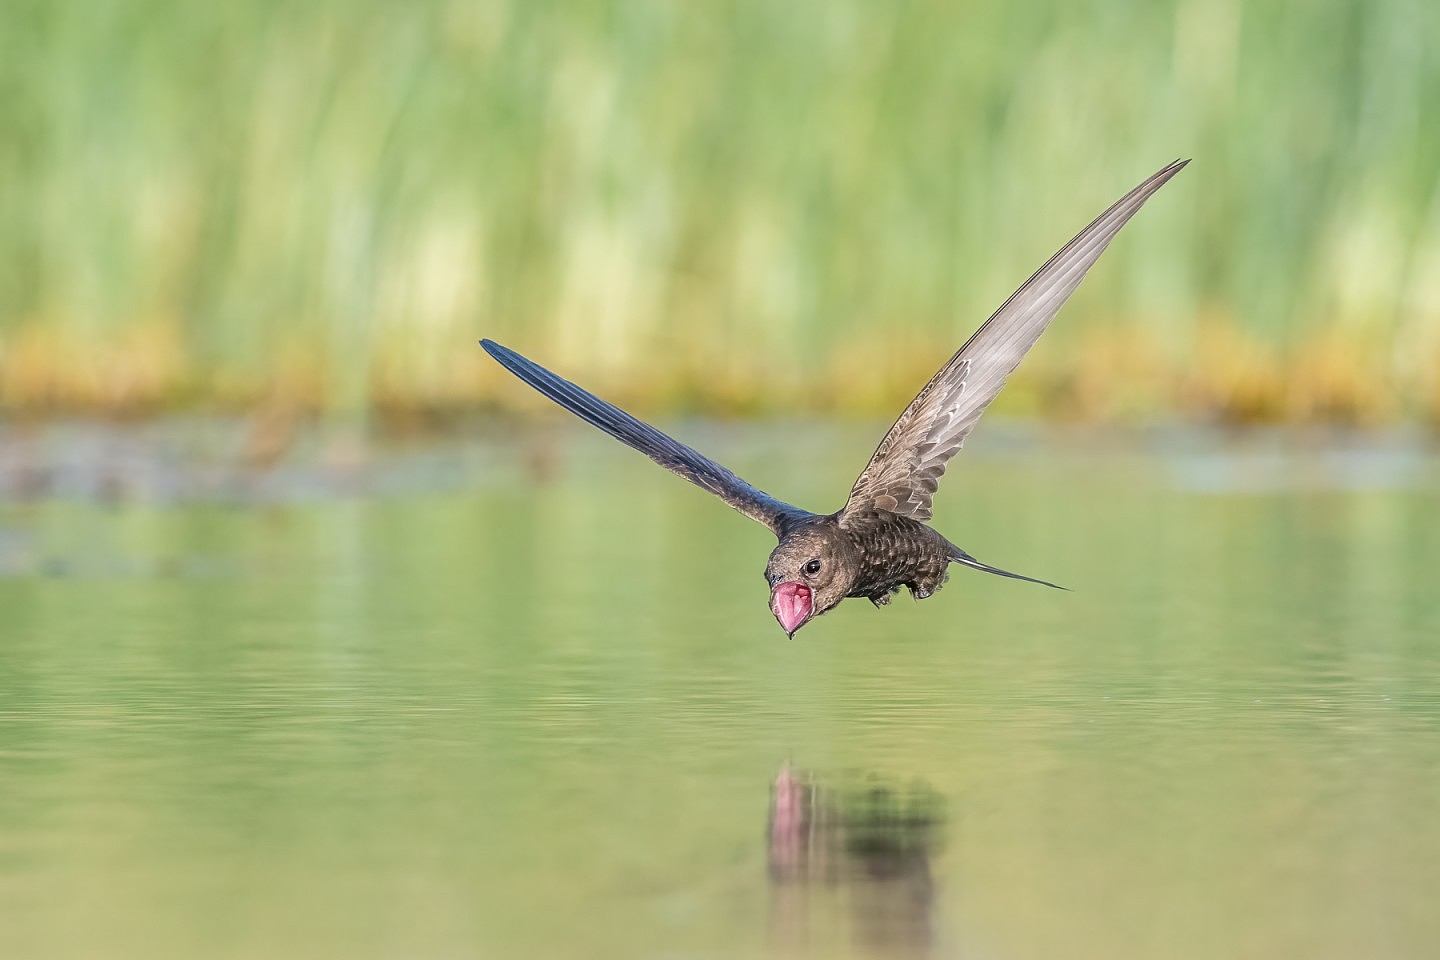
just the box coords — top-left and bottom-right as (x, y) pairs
(842, 159), (1188, 522)
(481, 340), (814, 537)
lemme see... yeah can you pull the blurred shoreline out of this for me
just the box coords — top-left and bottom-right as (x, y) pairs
(0, 415), (1433, 506)
(2, 324), (1436, 426)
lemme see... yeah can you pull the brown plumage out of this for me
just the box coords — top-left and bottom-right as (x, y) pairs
(482, 160), (1187, 637)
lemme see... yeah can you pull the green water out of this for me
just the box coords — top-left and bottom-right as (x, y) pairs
(1, 425), (1438, 959)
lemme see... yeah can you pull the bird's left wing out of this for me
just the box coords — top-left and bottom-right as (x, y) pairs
(481, 340), (814, 537)
(842, 159), (1189, 523)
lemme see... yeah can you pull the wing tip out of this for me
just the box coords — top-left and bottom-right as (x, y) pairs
(480, 338), (528, 375)
(1150, 157), (1191, 189)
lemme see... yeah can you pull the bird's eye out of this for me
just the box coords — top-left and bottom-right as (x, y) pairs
(803, 558), (822, 578)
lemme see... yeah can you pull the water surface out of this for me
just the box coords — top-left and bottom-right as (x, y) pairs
(1, 423), (1437, 959)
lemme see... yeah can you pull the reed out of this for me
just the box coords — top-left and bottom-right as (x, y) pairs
(2, 0), (1438, 423)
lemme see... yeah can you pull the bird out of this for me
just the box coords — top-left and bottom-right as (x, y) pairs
(481, 159), (1187, 637)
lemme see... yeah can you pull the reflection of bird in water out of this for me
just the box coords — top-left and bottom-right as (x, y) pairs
(482, 161), (1187, 637)
(768, 764), (946, 956)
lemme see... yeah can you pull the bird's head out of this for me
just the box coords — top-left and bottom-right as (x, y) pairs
(765, 523), (858, 638)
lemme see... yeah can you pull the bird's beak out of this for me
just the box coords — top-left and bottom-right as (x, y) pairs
(770, 582), (813, 638)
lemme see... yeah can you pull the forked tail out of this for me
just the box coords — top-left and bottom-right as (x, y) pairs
(950, 546), (1066, 590)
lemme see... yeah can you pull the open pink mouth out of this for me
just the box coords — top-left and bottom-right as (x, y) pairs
(770, 582), (813, 637)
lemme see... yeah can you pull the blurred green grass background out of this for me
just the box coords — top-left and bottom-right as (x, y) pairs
(2, 0), (1438, 423)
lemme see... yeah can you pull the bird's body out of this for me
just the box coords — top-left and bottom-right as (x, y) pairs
(839, 511), (959, 605)
(773, 512), (956, 607)
(482, 160), (1188, 636)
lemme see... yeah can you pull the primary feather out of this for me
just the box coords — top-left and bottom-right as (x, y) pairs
(843, 159), (1189, 522)
(480, 339), (813, 536)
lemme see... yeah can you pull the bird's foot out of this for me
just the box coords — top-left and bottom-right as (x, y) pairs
(869, 587), (900, 608)
(907, 567), (950, 601)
